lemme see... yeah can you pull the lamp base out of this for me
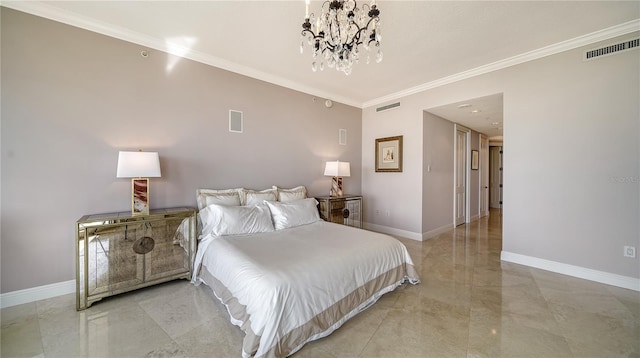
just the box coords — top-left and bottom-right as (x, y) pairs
(131, 178), (150, 215)
(330, 176), (343, 197)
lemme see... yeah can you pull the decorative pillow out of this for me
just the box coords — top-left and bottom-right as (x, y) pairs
(241, 188), (277, 206)
(196, 188), (242, 210)
(198, 203), (274, 237)
(265, 198), (320, 230)
(272, 185), (307, 202)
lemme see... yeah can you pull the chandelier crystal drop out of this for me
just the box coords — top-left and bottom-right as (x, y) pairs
(300, 0), (382, 75)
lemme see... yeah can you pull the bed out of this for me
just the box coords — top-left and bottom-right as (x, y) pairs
(190, 187), (420, 358)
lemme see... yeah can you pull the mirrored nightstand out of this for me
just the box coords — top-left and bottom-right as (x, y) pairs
(315, 195), (362, 228)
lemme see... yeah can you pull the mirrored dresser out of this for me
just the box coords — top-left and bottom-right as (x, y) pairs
(76, 207), (196, 310)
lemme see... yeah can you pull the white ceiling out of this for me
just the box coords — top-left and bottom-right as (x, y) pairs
(4, 1), (639, 138)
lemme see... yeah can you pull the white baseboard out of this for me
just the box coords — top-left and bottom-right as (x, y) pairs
(365, 220), (470, 242)
(1, 280), (75, 309)
(422, 223), (454, 240)
(501, 251), (640, 292)
(363, 222), (423, 241)
(7, 250), (634, 309)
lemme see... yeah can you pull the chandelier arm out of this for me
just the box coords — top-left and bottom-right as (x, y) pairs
(363, 15), (379, 44)
(344, 7), (378, 46)
(365, 16), (377, 30)
(301, 28), (319, 40)
(350, 25), (368, 46)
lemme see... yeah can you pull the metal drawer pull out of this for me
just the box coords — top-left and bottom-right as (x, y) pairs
(133, 236), (155, 254)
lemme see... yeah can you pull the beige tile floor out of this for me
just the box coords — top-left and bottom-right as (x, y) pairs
(2, 210), (639, 357)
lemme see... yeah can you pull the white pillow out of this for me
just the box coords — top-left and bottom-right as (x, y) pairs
(196, 188), (242, 210)
(272, 185), (307, 202)
(198, 203), (274, 237)
(242, 188), (277, 206)
(265, 198), (320, 230)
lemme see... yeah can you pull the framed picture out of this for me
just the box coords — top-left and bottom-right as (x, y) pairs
(375, 135), (403, 172)
(471, 150), (479, 170)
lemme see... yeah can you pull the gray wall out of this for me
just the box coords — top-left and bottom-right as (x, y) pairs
(1, 8), (362, 293)
(363, 32), (639, 279)
(422, 112), (454, 235)
(501, 34), (639, 277)
(421, 112), (482, 236)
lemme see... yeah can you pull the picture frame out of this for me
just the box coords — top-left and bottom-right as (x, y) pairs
(375, 135), (403, 172)
(471, 150), (479, 170)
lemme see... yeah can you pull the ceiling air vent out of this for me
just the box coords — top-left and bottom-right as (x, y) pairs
(585, 38), (639, 61)
(376, 102), (400, 112)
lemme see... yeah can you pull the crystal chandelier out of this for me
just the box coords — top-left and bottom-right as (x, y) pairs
(300, 0), (382, 75)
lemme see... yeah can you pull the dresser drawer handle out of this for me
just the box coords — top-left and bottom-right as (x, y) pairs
(133, 236), (155, 254)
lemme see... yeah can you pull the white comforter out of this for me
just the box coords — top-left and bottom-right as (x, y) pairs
(193, 220), (420, 358)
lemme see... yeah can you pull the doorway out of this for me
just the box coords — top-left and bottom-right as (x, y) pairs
(423, 93), (503, 229)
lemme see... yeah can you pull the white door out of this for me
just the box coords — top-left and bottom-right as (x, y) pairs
(480, 135), (489, 217)
(455, 129), (467, 226)
(490, 146), (503, 209)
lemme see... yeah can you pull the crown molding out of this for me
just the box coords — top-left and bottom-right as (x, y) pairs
(363, 19), (640, 108)
(3, 2), (638, 110)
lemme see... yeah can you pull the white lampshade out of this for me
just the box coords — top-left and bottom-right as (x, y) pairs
(116, 151), (161, 178)
(324, 161), (351, 177)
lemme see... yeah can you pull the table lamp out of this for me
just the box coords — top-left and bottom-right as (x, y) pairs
(116, 150), (161, 215)
(324, 160), (350, 197)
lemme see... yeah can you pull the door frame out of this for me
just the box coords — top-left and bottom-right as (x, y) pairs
(480, 134), (489, 217)
(489, 145), (503, 209)
(454, 124), (471, 226)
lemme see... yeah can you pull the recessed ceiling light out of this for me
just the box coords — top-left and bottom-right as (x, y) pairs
(471, 109), (481, 113)
(457, 104), (472, 109)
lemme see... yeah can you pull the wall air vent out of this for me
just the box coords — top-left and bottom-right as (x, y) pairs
(585, 38), (639, 61)
(376, 102), (400, 112)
